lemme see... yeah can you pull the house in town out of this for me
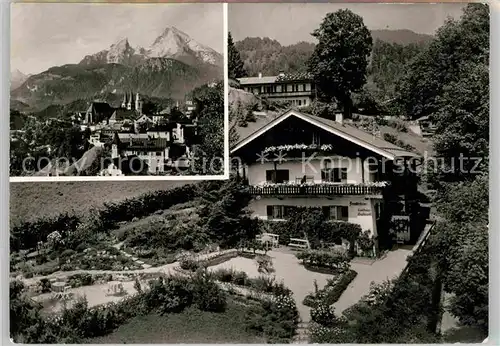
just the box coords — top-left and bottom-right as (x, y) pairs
(230, 109), (423, 251)
(237, 72), (315, 107)
(415, 115), (437, 137)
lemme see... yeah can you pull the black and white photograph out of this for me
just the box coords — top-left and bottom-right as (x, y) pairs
(228, 2), (489, 343)
(8, 1), (490, 345)
(10, 3), (225, 178)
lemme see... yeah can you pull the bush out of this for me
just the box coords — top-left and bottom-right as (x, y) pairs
(39, 278), (52, 293)
(191, 271), (227, 312)
(296, 249), (350, 271)
(245, 294), (299, 343)
(303, 270), (358, 307)
(67, 273), (94, 288)
(179, 257), (202, 271)
(10, 213), (81, 252)
(311, 303), (337, 326)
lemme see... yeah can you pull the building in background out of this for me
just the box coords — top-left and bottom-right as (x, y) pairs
(238, 72), (315, 107)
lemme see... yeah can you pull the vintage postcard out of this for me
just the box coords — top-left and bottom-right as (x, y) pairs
(9, 2), (489, 344)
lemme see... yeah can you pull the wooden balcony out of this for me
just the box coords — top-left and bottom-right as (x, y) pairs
(248, 183), (387, 197)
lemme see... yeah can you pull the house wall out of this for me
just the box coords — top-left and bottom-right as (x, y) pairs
(249, 195), (379, 237)
(246, 157), (375, 185)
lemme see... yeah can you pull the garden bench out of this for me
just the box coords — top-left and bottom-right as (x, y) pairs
(288, 238), (310, 249)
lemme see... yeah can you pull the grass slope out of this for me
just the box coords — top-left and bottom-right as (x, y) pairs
(90, 304), (266, 344)
(10, 181), (194, 224)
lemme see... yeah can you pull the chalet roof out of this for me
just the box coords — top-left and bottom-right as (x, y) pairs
(238, 72), (313, 85)
(231, 109), (419, 160)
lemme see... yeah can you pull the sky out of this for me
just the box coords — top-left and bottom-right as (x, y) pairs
(229, 3), (467, 45)
(11, 3), (224, 75)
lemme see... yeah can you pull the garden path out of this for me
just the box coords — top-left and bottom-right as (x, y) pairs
(333, 248), (412, 314)
(206, 248), (412, 323)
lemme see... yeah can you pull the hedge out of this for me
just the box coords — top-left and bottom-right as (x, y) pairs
(303, 269), (358, 307)
(10, 184), (200, 252)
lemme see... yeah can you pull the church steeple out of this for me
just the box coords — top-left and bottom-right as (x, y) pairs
(127, 91), (132, 110)
(121, 93), (127, 108)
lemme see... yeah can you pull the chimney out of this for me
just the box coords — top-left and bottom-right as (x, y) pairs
(335, 113), (344, 125)
(258, 72), (262, 79)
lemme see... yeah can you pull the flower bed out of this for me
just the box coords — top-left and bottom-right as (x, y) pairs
(302, 269), (358, 307)
(296, 249), (350, 272)
(179, 250), (239, 271)
(210, 267), (292, 297)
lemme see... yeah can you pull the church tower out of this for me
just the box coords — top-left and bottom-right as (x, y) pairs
(127, 91), (132, 110)
(135, 92), (141, 113)
(121, 93), (127, 109)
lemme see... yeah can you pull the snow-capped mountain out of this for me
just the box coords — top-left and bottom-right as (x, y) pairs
(147, 26), (222, 66)
(11, 26), (222, 111)
(11, 69), (29, 90)
(80, 38), (144, 67)
(79, 26), (222, 67)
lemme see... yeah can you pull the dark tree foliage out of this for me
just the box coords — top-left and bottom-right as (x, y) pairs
(189, 82), (224, 175)
(228, 32), (246, 79)
(396, 3), (489, 120)
(308, 9), (373, 118)
(235, 37), (315, 77)
(432, 174), (489, 332)
(198, 178), (259, 248)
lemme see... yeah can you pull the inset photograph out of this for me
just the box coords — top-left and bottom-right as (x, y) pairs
(10, 3), (225, 178)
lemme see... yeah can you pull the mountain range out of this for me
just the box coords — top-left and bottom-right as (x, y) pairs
(11, 26), (223, 112)
(235, 29), (433, 77)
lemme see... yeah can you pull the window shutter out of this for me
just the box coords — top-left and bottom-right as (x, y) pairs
(341, 168), (348, 181)
(266, 170), (273, 182)
(266, 206), (273, 217)
(339, 206), (349, 221)
(322, 206), (330, 218)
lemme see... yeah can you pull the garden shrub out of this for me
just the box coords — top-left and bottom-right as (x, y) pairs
(182, 270), (227, 312)
(303, 270), (358, 307)
(310, 303), (337, 326)
(245, 294), (299, 343)
(296, 249), (350, 271)
(10, 213), (81, 252)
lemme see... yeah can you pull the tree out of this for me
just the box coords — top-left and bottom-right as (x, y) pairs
(396, 3), (489, 120)
(308, 9), (373, 118)
(189, 82), (224, 175)
(228, 32), (246, 79)
(432, 175), (488, 332)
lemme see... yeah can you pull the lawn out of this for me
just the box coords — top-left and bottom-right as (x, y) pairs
(89, 303), (266, 344)
(10, 180), (195, 223)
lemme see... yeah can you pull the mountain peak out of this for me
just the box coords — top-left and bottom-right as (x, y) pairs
(111, 37), (130, 48)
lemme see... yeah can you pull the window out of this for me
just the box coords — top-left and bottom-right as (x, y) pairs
(266, 205), (295, 219)
(322, 206), (349, 221)
(266, 169), (289, 183)
(322, 167), (347, 183)
(156, 151), (162, 156)
(312, 132), (320, 145)
(298, 100), (302, 106)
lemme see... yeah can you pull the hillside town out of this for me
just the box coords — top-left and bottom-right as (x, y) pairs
(80, 93), (199, 175)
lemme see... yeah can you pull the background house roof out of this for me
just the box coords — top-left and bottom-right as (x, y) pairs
(237, 76), (278, 85)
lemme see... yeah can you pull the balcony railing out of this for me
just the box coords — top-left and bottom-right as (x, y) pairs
(248, 183), (387, 196)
